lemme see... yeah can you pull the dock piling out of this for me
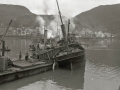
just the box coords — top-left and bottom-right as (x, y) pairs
(2, 40), (5, 56)
(70, 60), (73, 71)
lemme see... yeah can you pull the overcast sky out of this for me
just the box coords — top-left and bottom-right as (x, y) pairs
(0, 0), (120, 18)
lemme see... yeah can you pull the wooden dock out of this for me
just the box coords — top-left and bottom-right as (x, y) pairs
(0, 59), (53, 85)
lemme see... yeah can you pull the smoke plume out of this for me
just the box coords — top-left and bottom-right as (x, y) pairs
(35, 14), (77, 38)
(36, 15), (45, 34)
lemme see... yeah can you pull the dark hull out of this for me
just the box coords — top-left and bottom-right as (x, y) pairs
(57, 55), (85, 67)
(56, 50), (85, 67)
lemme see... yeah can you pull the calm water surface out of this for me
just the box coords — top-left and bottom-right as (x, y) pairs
(0, 37), (120, 90)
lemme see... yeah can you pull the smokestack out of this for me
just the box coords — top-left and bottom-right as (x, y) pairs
(44, 29), (47, 45)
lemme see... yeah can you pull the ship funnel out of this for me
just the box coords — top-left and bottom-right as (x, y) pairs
(44, 29), (47, 45)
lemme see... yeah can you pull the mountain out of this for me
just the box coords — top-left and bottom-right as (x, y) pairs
(0, 4), (36, 27)
(1, 4), (120, 35)
(12, 15), (55, 28)
(0, 4), (55, 28)
(74, 4), (120, 34)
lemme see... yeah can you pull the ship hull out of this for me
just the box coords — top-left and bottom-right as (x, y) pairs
(55, 50), (85, 67)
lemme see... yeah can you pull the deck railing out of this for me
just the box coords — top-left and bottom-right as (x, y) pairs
(38, 46), (63, 61)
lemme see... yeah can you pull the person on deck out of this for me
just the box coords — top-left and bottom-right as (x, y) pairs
(39, 42), (44, 49)
(33, 45), (35, 48)
(36, 53), (39, 59)
(36, 42), (40, 51)
(25, 51), (29, 60)
(19, 51), (22, 60)
(29, 45), (31, 48)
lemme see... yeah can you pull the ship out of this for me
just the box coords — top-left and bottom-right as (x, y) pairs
(37, 0), (85, 69)
(52, 0), (85, 68)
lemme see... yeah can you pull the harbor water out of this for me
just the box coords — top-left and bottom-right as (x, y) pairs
(0, 37), (120, 90)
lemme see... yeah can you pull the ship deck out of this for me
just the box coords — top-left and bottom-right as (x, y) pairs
(0, 59), (52, 76)
(13, 59), (45, 68)
(56, 49), (83, 57)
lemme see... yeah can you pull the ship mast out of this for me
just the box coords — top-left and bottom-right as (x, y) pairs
(56, 0), (63, 25)
(56, 0), (67, 45)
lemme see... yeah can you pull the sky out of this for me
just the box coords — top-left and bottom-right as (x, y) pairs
(0, 0), (120, 18)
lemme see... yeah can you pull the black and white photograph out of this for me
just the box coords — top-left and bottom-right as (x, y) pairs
(0, 0), (120, 90)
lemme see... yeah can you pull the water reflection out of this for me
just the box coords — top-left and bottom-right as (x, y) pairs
(84, 38), (120, 90)
(17, 64), (85, 90)
(18, 80), (82, 90)
(84, 59), (120, 90)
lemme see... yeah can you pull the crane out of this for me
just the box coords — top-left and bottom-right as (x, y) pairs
(0, 20), (12, 56)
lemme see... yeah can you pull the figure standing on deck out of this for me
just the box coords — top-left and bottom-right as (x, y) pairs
(37, 41), (44, 50)
(37, 42), (40, 50)
(25, 51), (29, 60)
(19, 51), (22, 60)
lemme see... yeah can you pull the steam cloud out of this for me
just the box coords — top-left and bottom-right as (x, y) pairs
(35, 15), (59, 38)
(43, 0), (49, 14)
(35, 14), (76, 38)
(36, 16), (45, 34)
(79, 29), (111, 38)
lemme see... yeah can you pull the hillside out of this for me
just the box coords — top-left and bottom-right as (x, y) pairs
(0, 4), (36, 26)
(74, 4), (120, 34)
(0, 4), (58, 29)
(1, 4), (120, 35)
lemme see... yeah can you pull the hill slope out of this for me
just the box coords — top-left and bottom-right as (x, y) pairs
(0, 4), (56, 28)
(74, 4), (120, 34)
(0, 4), (35, 26)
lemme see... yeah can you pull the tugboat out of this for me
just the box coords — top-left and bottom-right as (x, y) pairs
(53, 0), (85, 68)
